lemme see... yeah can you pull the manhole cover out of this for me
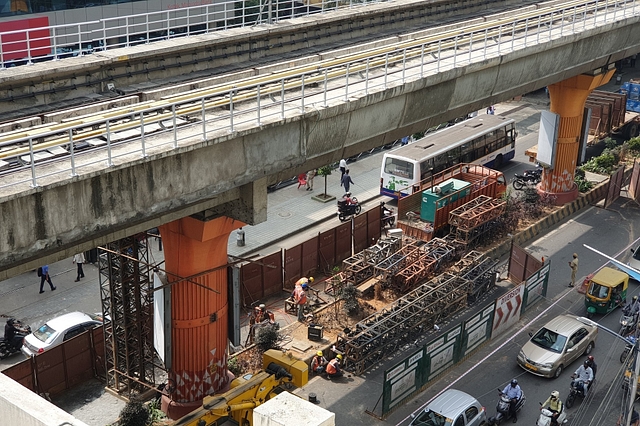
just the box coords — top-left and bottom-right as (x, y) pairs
(278, 211), (292, 218)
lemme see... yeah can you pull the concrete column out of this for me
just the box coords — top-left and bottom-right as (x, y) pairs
(159, 215), (243, 419)
(539, 71), (614, 204)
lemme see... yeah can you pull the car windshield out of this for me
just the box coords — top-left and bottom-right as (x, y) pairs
(531, 327), (567, 353)
(412, 409), (448, 426)
(588, 283), (610, 299)
(33, 323), (58, 344)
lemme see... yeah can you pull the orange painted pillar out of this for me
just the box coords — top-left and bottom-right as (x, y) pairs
(159, 216), (242, 418)
(539, 71), (614, 204)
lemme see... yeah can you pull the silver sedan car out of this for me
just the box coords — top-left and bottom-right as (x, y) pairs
(517, 314), (597, 378)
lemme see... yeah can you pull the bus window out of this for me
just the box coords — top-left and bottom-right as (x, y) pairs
(384, 157), (413, 179)
(485, 131), (497, 152)
(447, 146), (461, 165)
(496, 127), (507, 148)
(460, 144), (474, 163)
(433, 153), (448, 172)
(420, 159), (434, 180)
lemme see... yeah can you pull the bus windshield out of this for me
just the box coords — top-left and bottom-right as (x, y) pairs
(384, 157), (413, 179)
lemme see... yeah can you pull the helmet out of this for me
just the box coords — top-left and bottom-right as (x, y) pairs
(309, 277), (315, 283)
(259, 304), (266, 310)
(345, 192), (351, 197)
(584, 360), (589, 367)
(634, 296), (638, 302)
(302, 283), (309, 290)
(7, 318), (16, 325)
(588, 355), (594, 362)
(336, 354), (343, 360)
(551, 390), (560, 399)
(510, 379), (518, 386)
(317, 351), (323, 357)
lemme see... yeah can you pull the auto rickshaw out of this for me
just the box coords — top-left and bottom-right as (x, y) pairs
(584, 266), (629, 318)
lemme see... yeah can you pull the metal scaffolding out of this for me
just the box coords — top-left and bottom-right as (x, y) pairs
(99, 234), (157, 399)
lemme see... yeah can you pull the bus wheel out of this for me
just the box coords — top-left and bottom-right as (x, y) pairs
(494, 154), (503, 168)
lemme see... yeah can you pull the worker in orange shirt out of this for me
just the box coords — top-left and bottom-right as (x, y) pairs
(325, 354), (343, 379)
(293, 282), (308, 321)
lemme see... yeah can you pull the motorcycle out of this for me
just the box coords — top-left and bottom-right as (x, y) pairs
(512, 168), (542, 190)
(565, 379), (589, 408)
(620, 335), (636, 363)
(619, 311), (638, 336)
(0, 320), (31, 359)
(337, 197), (361, 222)
(381, 204), (395, 228)
(487, 388), (526, 425)
(537, 406), (567, 426)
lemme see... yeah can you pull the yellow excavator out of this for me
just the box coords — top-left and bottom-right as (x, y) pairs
(173, 349), (309, 426)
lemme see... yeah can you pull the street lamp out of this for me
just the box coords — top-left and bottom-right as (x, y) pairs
(576, 316), (638, 426)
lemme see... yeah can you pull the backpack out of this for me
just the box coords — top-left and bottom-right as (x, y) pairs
(37, 267), (43, 277)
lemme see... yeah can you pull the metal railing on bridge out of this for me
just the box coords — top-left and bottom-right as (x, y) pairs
(0, 0), (638, 191)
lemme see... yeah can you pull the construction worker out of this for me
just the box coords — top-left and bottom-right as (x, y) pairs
(311, 351), (328, 375)
(293, 282), (308, 321)
(325, 354), (343, 379)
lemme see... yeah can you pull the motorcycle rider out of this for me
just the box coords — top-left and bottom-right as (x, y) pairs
(624, 296), (640, 316)
(586, 355), (597, 379)
(4, 318), (28, 351)
(571, 360), (594, 396)
(541, 390), (563, 426)
(343, 192), (356, 206)
(501, 379), (522, 423)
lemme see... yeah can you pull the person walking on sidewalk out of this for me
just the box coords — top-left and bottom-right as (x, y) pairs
(339, 159), (347, 180)
(73, 252), (86, 282)
(306, 169), (316, 191)
(568, 253), (579, 287)
(341, 169), (354, 194)
(38, 265), (56, 294)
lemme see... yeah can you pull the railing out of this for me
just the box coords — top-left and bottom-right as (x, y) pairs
(0, 0), (384, 67)
(0, 0), (638, 192)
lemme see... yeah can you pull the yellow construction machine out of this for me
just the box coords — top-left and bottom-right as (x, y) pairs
(173, 349), (309, 426)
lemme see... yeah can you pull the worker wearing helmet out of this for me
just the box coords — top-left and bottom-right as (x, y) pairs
(295, 277), (314, 287)
(325, 354), (343, 379)
(541, 391), (563, 425)
(292, 280), (309, 322)
(501, 379), (522, 423)
(311, 350), (328, 375)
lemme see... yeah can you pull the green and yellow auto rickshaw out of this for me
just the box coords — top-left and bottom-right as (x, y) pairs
(584, 267), (629, 318)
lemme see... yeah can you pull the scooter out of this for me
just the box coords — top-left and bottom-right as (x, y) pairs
(619, 311), (638, 336)
(512, 168), (542, 190)
(487, 389), (526, 425)
(337, 197), (361, 222)
(537, 406), (567, 426)
(0, 320), (31, 359)
(565, 379), (589, 408)
(381, 204), (395, 228)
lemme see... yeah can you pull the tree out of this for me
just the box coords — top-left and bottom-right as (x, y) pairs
(315, 165), (333, 200)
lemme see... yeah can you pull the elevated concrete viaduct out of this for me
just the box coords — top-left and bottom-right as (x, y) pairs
(1, 5), (640, 282)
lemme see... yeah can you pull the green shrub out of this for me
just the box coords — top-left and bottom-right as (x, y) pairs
(118, 401), (149, 426)
(255, 324), (282, 353)
(604, 137), (617, 150)
(339, 283), (360, 316)
(227, 357), (243, 377)
(628, 137), (640, 154)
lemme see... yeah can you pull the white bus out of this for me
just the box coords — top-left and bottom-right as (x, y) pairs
(380, 115), (516, 198)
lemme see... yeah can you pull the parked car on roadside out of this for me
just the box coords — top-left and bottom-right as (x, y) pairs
(409, 389), (487, 426)
(517, 314), (597, 378)
(21, 311), (104, 357)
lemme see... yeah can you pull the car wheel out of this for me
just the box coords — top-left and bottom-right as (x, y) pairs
(553, 365), (563, 379)
(583, 341), (594, 355)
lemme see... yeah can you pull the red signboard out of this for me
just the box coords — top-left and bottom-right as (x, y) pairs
(1, 17), (51, 61)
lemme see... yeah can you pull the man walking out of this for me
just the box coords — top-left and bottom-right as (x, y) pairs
(568, 253), (579, 287)
(341, 169), (354, 194)
(38, 265), (56, 294)
(339, 159), (347, 180)
(73, 252), (86, 282)
(306, 169), (316, 191)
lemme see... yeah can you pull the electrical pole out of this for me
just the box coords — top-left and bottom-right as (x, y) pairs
(626, 339), (640, 426)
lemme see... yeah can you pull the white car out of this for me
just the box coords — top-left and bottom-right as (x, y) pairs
(21, 311), (104, 357)
(629, 247), (640, 271)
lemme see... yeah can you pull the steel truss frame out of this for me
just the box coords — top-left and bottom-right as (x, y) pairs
(453, 251), (498, 303)
(391, 238), (455, 293)
(338, 272), (471, 375)
(99, 234), (157, 399)
(342, 236), (402, 285)
(449, 196), (506, 230)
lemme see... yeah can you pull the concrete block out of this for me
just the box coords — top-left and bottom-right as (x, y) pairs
(253, 391), (335, 426)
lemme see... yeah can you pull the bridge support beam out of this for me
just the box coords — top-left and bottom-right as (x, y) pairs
(539, 71), (614, 204)
(159, 215), (243, 419)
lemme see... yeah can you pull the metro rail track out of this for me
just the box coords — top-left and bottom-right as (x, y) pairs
(0, 0), (637, 187)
